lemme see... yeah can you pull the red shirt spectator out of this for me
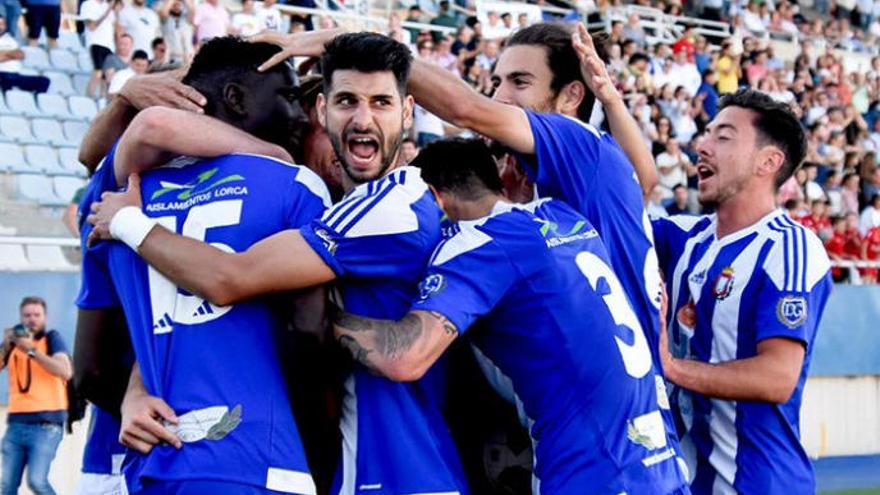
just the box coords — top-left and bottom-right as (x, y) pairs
(860, 227), (880, 282)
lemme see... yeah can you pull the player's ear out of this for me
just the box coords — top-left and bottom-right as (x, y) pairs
(316, 93), (327, 129)
(402, 94), (414, 131)
(221, 83), (248, 119)
(756, 144), (785, 180)
(557, 80), (585, 117)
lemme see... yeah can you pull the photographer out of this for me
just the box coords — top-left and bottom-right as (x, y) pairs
(0, 296), (72, 495)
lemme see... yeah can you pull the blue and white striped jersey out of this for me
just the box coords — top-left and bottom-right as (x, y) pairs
(652, 209), (833, 495)
(300, 166), (468, 495)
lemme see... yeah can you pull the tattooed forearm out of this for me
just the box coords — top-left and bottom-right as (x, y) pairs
(334, 312), (424, 360)
(336, 334), (379, 373)
(428, 311), (458, 336)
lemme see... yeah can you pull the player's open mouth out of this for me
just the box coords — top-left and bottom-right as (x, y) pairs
(347, 136), (380, 168)
(697, 164), (715, 181)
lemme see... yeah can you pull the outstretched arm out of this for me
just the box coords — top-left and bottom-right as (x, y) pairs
(332, 309), (458, 382)
(86, 175), (336, 306)
(113, 107), (292, 186)
(572, 24), (657, 201)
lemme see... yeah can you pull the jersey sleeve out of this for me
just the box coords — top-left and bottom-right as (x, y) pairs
(284, 167), (331, 229)
(411, 227), (517, 333)
(299, 173), (438, 279)
(514, 111), (604, 205)
(755, 229), (833, 347)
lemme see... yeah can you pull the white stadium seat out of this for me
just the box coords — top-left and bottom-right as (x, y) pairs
(26, 245), (75, 271)
(44, 71), (75, 96)
(68, 96), (97, 120)
(72, 74), (90, 95)
(0, 115), (39, 144)
(53, 175), (85, 201)
(25, 145), (65, 175)
(0, 244), (30, 271)
(78, 51), (93, 73)
(58, 31), (85, 53)
(5, 90), (42, 117)
(21, 46), (51, 71)
(36, 93), (72, 120)
(62, 120), (88, 145)
(0, 142), (31, 172)
(17, 173), (65, 206)
(57, 146), (86, 176)
(32, 118), (72, 146)
(50, 49), (81, 74)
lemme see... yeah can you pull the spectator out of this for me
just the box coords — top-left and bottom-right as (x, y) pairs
(118, 0), (160, 57)
(701, 0), (724, 20)
(23, 0), (61, 48)
(430, 1), (456, 42)
(694, 36), (711, 74)
(514, 12), (528, 33)
(622, 12), (646, 46)
(404, 5), (422, 43)
(193, 0), (230, 45)
(150, 36), (168, 67)
(656, 138), (690, 198)
(475, 39), (499, 71)
(672, 25), (696, 61)
(716, 40), (740, 94)
(826, 170), (845, 215)
(799, 199), (834, 241)
(62, 186), (85, 237)
(651, 115), (675, 156)
(669, 49), (701, 96)
(860, 193), (880, 234)
(746, 49), (769, 87)
(482, 10), (507, 40)
(0, 0), (21, 39)
(864, 166), (880, 204)
(841, 172), (862, 215)
(400, 137), (419, 164)
(108, 48), (148, 94)
(0, 16), (49, 92)
(387, 12), (411, 47)
(101, 33), (133, 85)
(433, 35), (458, 75)
(159, 0), (194, 64)
(698, 69), (719, 119)
(231, 0), (260, 36)
(414, 104), (446, 147)
(257, 0), (282, 33)
(826, 215), (851, 281)
(500, 12), (513, 33)
(647, 185), (669, 218)
(80, 0), (119, 97)
(862, 223), (880, 283)
(450, 24), (474, 59)
(666, 184), (692, 215)
(0, 297), (72, 495)
(804, 163), (828, 201)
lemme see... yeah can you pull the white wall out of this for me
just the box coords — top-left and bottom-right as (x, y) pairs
(801, 376), (880, 458)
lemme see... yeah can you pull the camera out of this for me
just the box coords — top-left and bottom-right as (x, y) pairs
(12, 324), (29, 338)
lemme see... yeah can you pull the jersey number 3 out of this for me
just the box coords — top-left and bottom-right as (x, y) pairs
(147, 200), (243, 334)
(576, 251), (653, 378)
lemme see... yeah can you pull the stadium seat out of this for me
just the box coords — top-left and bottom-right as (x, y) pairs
(25, 245), (75, 271)
(17, 67), (40, 77)
(0, 115), (40, 144)
(58, 31), (85, 53)
(5, 90), (42, 117)
(50, 49), (82, 74)
(0, 244), (31, 271)
(36, 93), (72, 120)
(17, 173), (65, 206)
(32, 118), (72, 146)
(53, 175), (85, 202)
(62, 120), (89, 145)
(0, 142), (31, 172)
(21, 46), (51, 71)
(68, 95), (97, 120)
(57, 146), (86, 176)
(25, 145), (65, 175)
(43, 71), (75, 96)
(72, 74), (90, 95)
(77, 51), (93, 73)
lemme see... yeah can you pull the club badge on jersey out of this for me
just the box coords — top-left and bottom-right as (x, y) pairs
(711, 267), (735, 300)
(777, 296), (808, 328)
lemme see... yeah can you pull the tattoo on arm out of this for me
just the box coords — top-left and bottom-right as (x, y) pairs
(336, 334), (377, 373)
(334, 312), (423, 360)
(428, 311), (458, 336)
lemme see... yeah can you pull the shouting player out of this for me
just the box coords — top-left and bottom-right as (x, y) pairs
(652, 89), (832, 494)
(88, 33), (469, 495)
(332, 138), (690, 495)
(82, 37), (330, 494)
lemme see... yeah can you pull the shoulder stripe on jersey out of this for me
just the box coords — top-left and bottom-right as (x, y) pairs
(338, 182), (398, 236)
(329, 181), (394, 232)
(768, 216), (806, 292)
(324, 192), (373, 229)
(766, 218), (792, 290)
(780, 215), (808, 292)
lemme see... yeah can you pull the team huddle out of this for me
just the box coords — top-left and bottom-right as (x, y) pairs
(72, 21), (831, 495)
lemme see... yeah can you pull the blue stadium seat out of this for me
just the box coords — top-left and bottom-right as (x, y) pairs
(25, 144), (66, 175)
(68, 96), (97, 120)
(58, 32), (85, 53)
(0, 115), (40, 144)
(49, 49), (82, 74)
(43, 71), (75, 96)
(5, 90), (42, 117)
(62, 120), (88, 145)
(17, 173), (65, 206)
(21, 46), (51, 71)
(36, 93), (72, 119)
(0, 142), (31, 172)
(32, 118), (73, 146)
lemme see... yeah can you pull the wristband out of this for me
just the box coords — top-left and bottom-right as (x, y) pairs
(109, 206), (158, 250)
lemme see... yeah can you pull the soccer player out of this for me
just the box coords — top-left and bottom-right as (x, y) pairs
(331, 138), (688, 495)
(82, 37), (330, 494)
(651, 90), (832, 494)
(88, 33), (469, 495)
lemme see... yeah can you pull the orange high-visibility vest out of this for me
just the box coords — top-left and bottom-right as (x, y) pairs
(7, 334), (67, 414)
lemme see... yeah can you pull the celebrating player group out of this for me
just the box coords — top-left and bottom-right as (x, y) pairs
(71, 19), (831, 495)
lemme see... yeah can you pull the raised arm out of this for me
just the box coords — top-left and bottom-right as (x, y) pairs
(113, 106), (291, 186)
(572, 23), (657, 201)
(332, 309), (458, 382)
(87, 175), (335, 306)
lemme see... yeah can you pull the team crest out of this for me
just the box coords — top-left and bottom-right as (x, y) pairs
(418, 274), (446, 300)
(777, 296), (808, 328)
(712, 267), (735, 300)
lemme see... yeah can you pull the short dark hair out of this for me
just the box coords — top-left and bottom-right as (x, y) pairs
(20, 296), (46, 311)
(321, 33), (412, 97)
(702, 68), (715, 80)
(629, 53), (649, 65)
(182, 36), (288, 116)
(507, 23), (595, 122)
(151, 37), (165, 49)
(501, 12), (511, 19)
(132, 50), (149, 61)
(718, 89), (807, 189)
(402, 137), (416, 145)
(413, 138), (503, 199)
(672, 184), (687, 193)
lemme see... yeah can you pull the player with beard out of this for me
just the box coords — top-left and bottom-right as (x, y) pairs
(87, 33), (469, 495)
(651, 90), (832, 494)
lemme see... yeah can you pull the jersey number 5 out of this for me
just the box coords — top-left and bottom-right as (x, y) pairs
(148, 200), (243, 334)
(576, 251), (653, 378)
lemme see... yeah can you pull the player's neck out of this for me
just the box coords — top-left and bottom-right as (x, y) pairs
(715, 191), (776, 239)
(448, 194), (506, 221)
